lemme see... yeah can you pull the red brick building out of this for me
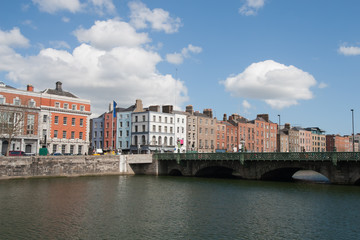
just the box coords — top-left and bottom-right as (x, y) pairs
(326, 134), (352, 152)
(0, 81), (91, 155)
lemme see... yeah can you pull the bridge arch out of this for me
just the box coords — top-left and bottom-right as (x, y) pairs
(195, 166), (239, 178)
(169, 169), (183, 176)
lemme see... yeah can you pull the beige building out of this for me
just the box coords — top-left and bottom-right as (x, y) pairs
(185, 106), (216, 153)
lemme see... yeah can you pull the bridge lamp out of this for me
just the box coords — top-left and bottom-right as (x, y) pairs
(351, 109), (355, 152)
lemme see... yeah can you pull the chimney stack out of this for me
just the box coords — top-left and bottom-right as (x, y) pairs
(223, 114), (227, 121)
(203, 109), (213, 118)
(27, 84), (34, 92)
(55, 81), (62, 91)
(186, 105), (194, 115)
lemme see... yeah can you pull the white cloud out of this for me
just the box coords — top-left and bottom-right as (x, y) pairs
(0, 20), (189, 115)
(0, 27), (29, 48)
(242, 100), (251, 109)
(318, 82), (327, 89)
(129, 1), (182, 33)
(62, 17), (70, 23)
(239, 0), (265, 16)
(166, 44), (202, 65)
(49, 40), (71, 49)
(32, 0), (83, 13)
(89, 0), (115, 15)
(338, 45), (360, 56)
(73, 19), (150, 50)
(221, 60), (317, 109)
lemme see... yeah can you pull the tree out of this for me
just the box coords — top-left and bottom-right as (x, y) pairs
(0, 108), (25, 156)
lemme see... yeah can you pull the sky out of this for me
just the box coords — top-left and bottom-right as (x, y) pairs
(0, 0), (359, 135)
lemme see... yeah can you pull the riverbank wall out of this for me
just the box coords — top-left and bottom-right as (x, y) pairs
(0, 154), (156, 180)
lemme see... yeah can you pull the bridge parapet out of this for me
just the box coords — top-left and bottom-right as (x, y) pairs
(154, 152), (360, 165)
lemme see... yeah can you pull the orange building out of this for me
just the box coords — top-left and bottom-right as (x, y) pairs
(0, 81), (91, 155)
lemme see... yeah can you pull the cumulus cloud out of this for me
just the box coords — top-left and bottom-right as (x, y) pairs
(242, 100), (251, 109)
(32, 0), (83, 13)
(89, 0), (115, 15)
(73, 19), (150, 50)
(166, 44), (202, 65)
(129, 1), (182, 33)
(239, 0), (265, 16)
(221, 60), (317, 109)
(338, 45), (360, 56)
(0, 27), (29, 48)
(49, 40), (71, 49)
(0, 19), (189, 115)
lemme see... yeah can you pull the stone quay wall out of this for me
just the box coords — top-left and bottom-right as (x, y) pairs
(0, 155), (141, 180)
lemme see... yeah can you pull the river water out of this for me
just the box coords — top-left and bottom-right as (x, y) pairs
(1, 175), (359, 240)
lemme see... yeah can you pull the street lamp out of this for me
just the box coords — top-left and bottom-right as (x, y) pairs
(351, 109), (355, 152)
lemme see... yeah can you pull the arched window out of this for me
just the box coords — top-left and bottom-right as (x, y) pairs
(158, 136), (162, 145)
(152, 136), (156, 145)
(164, 137), (168, 146)
(134, 136), (138, 145)
(170, 137), (173, 146)
(142, 135), (146, 145)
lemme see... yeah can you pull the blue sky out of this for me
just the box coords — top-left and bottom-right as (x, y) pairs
(0, 0), (359, 135)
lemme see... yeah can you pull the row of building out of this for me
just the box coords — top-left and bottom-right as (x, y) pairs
(90, 99), (360, 154)
(0, 82), (358, 155)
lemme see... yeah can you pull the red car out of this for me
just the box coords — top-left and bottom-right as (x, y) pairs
(8, 151), (25, 156)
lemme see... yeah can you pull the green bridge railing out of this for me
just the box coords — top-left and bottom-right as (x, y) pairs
(153, 152), (360, 165)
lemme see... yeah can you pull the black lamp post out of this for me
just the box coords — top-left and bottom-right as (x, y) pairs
(351, 109), (355, 152)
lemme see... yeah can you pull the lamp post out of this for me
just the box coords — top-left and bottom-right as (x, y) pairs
(278, 114), (281, 152)
(351, 109), (355, 152)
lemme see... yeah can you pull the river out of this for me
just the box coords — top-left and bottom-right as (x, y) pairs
(1, 175), (359, 240)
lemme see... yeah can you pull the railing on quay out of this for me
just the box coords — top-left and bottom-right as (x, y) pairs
(153, 152), (360, 165)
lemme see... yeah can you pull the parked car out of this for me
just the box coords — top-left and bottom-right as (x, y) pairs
(9, 151), (25, 156)
(52, 152), (63, 156)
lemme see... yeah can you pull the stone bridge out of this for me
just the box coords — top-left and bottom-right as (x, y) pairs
(152, 152), (360, 185)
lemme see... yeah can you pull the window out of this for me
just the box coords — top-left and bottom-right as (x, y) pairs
(120, 122), (123, 127)
(55, 102), (60, 108)
(78, 145), (82, 154)
(126, 130), (129, 136)
(80, 118), (83, 127)
(26, 114), (35, 134)
(54, 116), (59, 124)
(170, 127), (173, 133)
(63, 117), (67, 125)
(64, 103), (69, 109)
(94, 131), (97, 137)
(28, 99), (35, 107)
(53, 144), (57, 153)
(54, 130), (58, 138)
(153, 115), (156, 122)
(170, 118), (173, 123)
(135, 116), (138, 122)
(80, 105), (85, 111)
(63, 131), (67, 138)
(142, 115), (145, 122)
(61, 145), (66, 154)
(165, 117), (168, 123)
(165, 126), (168, 133)
(142, 125), (145, 132)
(70, 145), (74, 154)
(159, 126), (162, 132)
(79, 132), (83, 140)
(135, 126), (138, 132)
(127, 121), (129, 127)
(0, 95), (5, 104)
(72, 118), (75, 126)
(72, 104), (76, 110)
(119, 131), (122, 137)
(13, 98), (20, 106)
(159, 116), (161, 122)
(71, 131), (75, 139)
(42, 129), (47, 138)
(43, 115), (47, 123)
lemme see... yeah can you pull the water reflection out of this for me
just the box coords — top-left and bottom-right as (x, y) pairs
(1, 176), (360, 239)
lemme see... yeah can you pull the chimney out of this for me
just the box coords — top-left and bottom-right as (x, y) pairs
(186, 105), (194, 115)
(203, 109), (213, 118)
(55, 81), (62, 91)
(257, 114), (269, 122)
(27, 84), (34, 92)
(223, 114), (227, 121)
(285, 123), (291, 129)
(134, 99), (143, 112)
(149, 105), (160, 112)
(162, 105), (173, 113)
